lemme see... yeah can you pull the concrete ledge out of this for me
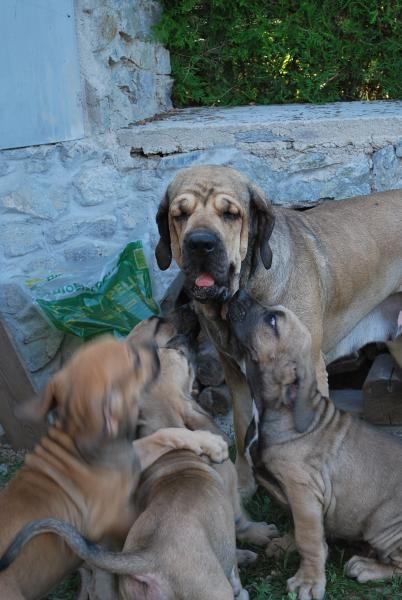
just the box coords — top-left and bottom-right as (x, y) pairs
(118, 101), (402, 156)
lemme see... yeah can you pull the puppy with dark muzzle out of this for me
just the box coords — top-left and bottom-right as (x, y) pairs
(227, 289), (402, 600)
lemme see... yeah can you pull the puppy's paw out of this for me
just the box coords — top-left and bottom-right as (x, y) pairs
(235, 589), (249, 600)
(345, 555), (394, 583)
(237, 521), (279, 546)
(287, 568), (326, 600)
(191, 430), (228, 463)
(236, 548), (258, 566)
(266, 532), (297, 559)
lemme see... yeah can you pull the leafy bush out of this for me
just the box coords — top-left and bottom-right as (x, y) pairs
(154, 0), (402, 106)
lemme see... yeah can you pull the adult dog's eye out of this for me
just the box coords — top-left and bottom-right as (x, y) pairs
(264, 313), (277, 330)
(223, 211), (240, 221)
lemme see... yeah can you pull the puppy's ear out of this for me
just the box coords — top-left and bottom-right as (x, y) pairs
(126, 338), (161, 389)
(15, 377), (59, 422)
(155, 192), (172, 270)
(249, 183), (275, 274)
(288, 360), (316, 433)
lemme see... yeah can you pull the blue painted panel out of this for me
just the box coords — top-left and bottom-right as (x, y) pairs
(0, 0), (84, 150)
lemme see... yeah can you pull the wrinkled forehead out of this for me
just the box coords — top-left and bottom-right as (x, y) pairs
(167, 166), (251, 204)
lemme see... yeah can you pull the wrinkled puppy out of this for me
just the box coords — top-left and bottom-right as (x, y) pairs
(0, 332), (227, 599)
(228, 289), (402, 600)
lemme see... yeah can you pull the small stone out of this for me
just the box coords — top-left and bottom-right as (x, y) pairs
(0, 188), (60, 220)
(47, 216), (117, 244)
(198, 385), (231, 416)
(372, 145), (402, 191)
(0, 223), (42, 257)
(0, 283), (31, 316)
(73, 166), (126, 206)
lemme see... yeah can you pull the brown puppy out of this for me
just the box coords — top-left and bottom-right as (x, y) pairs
(155, 164), (402, 494)
(228, 289), (402, 600)
(0, 333), (227, 599)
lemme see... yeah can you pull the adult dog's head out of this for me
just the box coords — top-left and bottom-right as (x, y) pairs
(18, 331), (161, 460)
(227, 289), (317, 433)
(155, 165), (275, 302)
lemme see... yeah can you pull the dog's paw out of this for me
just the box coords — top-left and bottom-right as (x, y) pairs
(236, 548), (258, 566)
(266, 532), (297, 559)
(191, 430), (228, 463)
(287, 568), (326, 600)
(345, 555), (394, 583)
(237, 521), (279, 546)
(235, 589), (249, 600)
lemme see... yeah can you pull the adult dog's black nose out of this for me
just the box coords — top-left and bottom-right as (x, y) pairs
(185, 229), (217, 254)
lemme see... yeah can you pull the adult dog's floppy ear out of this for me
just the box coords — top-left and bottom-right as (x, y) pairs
(249, 183), (275, 275)
(288, 359), (316, 433)
(155, 192), (172, 270)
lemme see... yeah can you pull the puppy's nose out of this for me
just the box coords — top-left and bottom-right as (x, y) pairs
(236, 288), (252, 305)
(186, 229), (217, 254)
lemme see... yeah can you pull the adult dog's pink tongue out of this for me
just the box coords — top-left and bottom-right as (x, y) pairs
(195, 274), (215, 287)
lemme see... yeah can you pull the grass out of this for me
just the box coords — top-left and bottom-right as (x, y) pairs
(2, 444), (402, 599)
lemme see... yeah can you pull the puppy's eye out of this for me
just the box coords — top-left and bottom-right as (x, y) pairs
(174, 213), (188, 222)
(223, 211), (240, 221)
(264, 313), (277, 330)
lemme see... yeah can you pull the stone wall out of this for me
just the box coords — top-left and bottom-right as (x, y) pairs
(77, 0), (172, 133)
(0, 3), (401, 402)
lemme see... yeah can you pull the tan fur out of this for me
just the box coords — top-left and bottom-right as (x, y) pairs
(0, 334), (228, 599)
(228, 291), (402, 600)
(156, 164), (402, 495)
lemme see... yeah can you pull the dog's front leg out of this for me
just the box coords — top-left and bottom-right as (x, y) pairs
(219, 353), (256, 498)
(133, 428), (228, 470)
(285, 485), (327, 600)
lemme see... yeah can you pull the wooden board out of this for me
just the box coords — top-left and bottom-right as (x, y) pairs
(363, 353), (402, 425)
(0, 318), (44, 449)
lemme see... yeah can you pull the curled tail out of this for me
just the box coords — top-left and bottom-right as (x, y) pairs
(0, 518), (150, 576)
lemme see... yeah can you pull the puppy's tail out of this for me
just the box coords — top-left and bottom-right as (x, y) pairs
(0, 518), (151, 576)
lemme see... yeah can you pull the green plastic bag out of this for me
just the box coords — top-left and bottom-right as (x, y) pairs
(33, 241), (159, 340)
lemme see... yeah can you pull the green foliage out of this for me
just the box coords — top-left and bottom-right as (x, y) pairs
(154, 0), (402, 106)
